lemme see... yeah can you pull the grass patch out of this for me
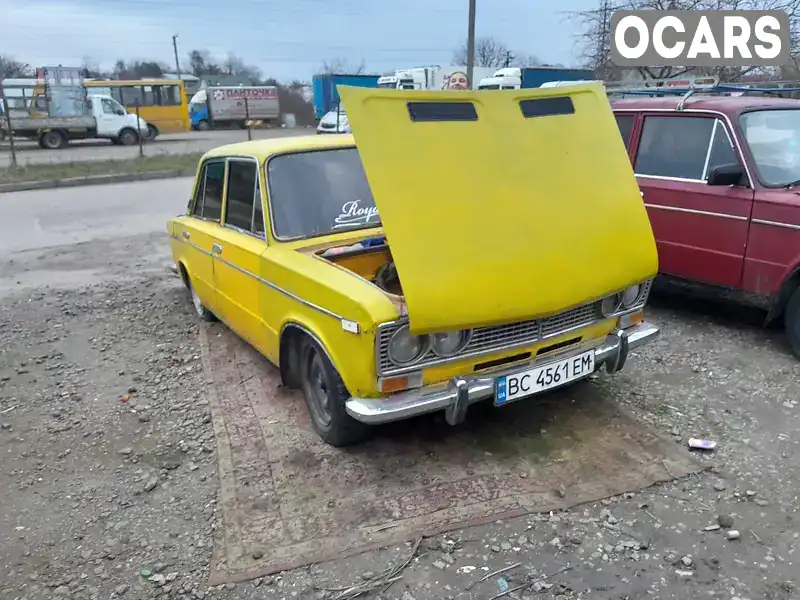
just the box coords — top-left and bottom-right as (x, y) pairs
(0, 153), (203, 184)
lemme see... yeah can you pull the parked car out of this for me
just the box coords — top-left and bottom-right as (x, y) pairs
(168, 84), (660, 446)
(316, 105), (350, 134)
(611, 96), (800, 357)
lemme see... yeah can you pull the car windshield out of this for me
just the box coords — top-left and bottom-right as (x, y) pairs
(740, 109), (800, 186)
(267, 147), (380, 239)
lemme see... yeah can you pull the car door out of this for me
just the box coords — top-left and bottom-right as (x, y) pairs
(210, 157), (270, 353)
(632, 113), (755, 288)
(177, 159), (226, 315)
(95, 97), (125, 137)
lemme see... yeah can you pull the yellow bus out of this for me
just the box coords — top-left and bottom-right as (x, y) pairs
(83, 79), (190, 137)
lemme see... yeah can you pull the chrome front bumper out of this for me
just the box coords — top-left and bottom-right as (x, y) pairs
(345, 322), (660, 426)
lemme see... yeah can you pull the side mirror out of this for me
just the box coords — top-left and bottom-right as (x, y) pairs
(707, 163), (745, 186)
(115, 109), (126, 116)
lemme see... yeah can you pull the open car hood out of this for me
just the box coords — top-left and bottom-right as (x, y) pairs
(338, 84), (658, 335)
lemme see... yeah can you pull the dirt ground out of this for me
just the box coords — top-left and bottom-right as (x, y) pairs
(0, 230), (798, 600)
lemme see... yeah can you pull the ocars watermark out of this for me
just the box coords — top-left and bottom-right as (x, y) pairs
(610, 10), (790, 66)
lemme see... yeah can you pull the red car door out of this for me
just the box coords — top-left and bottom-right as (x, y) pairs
(630, 112), (755, 289)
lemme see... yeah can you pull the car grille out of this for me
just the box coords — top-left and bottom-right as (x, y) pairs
(376, 281), (651, 376)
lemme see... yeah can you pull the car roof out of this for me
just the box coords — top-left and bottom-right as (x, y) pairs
(611, 95), (800, 116)
(201, 134), (355, 162)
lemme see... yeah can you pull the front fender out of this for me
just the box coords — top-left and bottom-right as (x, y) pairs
(279, 316), (379, 397)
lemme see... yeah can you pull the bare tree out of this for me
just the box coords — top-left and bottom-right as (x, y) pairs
(452, 36), (514, 67)
(318, 57), (365, 74)
(569, 0), (800, 83)
(513, 53), (541, 67)
(224, 53), (262, 82)
(0, 56), (32, 79)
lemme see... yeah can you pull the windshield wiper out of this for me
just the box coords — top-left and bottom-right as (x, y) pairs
(784, 179), (800, 188)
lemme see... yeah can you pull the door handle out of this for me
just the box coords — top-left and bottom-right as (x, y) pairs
(211, 243), (223, 254)
(182, 231), (190, 239)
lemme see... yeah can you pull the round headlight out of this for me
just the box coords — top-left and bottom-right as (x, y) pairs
(621, 284), (641, 308)
(431, 330), (470, 357)
(601, 293), (622, 317)
(388, 325), (427, 364)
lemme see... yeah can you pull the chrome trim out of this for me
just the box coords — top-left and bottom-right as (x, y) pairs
(644, 203), (748, 221)
(279, 322), (339, 367)
(374, 281), (653, 377)
(637, 174), (705, 184)
(613, 107), (755, 188)
(701, 119), (718, 181)
(346, 322), (660, 425)
(751, 218), (800, 231)
(171, 235), (347, 323)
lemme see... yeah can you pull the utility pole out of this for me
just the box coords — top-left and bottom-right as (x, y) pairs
(504, 51), (514, 68)
(172, 34), (181, 77)
(597, 0), (610, 79)
(466, 0), (476, 87)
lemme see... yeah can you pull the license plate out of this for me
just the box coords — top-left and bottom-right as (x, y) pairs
(495, 351), (595, 406)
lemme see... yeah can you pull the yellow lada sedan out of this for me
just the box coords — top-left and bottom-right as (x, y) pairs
(168, 84), (660, 446)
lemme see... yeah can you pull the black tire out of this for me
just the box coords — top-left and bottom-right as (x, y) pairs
(299, 337), (371, 446)
(188, 278), (217, 322)
(784, 286), (800, 359)
(146, 125), (158, 140)
(117, 128), (138, 146)
(40, 130), (66, 149)
(197, 120), (210, 131)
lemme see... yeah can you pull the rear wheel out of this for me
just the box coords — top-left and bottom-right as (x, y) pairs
(196, 120), (210, 131)
(784, 286), (800, 359)
(299, 337), (371, 446)
(188, 278), (217, 322)
(39, 130), (66, 149)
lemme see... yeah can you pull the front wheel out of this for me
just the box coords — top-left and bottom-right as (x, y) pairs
(117, 128), (138, 146)
(784, 286), (800, 359)
(196, 120), (210, 131)
(300, 338), (371, 446)
(146, 125), (158, 140)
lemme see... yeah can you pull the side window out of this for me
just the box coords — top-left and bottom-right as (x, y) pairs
(224, 161), (259, 232)
(634, 116), (715, 180)
(191, 161), (224, 221)
(142, 85), (156, 107)
(614, 114), (635, 150)
(120, 85), (144, 107)
(101, 98), (117, 114)
(703, 120), (739, 179)
(155, 85), (181, 106)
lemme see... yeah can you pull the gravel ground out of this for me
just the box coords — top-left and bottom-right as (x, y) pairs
(0, 231), (798, 600)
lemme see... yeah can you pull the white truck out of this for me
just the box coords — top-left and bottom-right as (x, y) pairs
(377, 66), (497, 91)
(189, 86), (280, 130)
(1, 93), (149, 149)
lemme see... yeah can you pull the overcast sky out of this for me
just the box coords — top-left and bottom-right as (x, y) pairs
(3, 0), (597, 82)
